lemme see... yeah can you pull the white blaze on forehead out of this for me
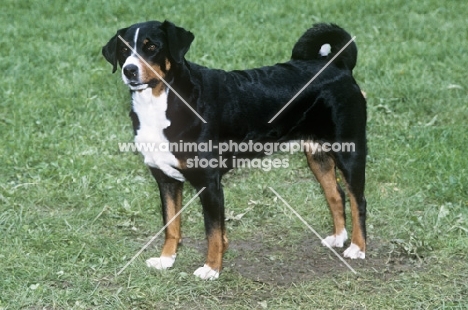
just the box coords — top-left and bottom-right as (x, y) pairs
(122, 27), (144, 88)
(133, 28), (140, 53)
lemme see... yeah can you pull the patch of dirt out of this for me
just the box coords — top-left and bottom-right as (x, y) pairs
(184, 235), (422, 286)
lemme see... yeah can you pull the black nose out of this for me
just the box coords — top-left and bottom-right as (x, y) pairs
(123, 65), (138, 78)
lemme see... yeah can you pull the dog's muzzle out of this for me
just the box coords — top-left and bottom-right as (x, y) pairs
(122, 64), (148, 90)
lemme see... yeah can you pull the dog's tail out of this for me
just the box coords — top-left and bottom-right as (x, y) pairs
(291, 23), (357, 71)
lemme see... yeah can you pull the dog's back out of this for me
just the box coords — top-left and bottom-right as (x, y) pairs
(181, 23), (361, 142)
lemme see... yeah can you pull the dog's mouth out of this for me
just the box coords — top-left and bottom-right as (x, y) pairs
(126, 79), (160, 91)
(127, 82), (149, 91)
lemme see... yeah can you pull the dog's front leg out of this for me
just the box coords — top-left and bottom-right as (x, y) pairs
(193, 178), (228, 280)
(146, 168), (184, 270)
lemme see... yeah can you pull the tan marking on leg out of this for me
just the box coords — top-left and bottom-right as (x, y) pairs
(347, 191), (366, 252)
(304, 142), (345, 235)
(205, 226), (227, 272)
(160, 183), (183, 257)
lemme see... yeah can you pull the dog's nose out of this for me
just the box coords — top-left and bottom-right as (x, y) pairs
(123, 65), (138, 78)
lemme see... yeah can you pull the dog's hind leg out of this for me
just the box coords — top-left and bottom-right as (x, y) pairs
(304, 141), (348, 248)
(334, 144), (367, 259)
(145, 168), (184, 270)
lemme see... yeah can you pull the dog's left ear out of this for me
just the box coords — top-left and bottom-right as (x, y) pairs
(161, 20), (194, 65)
(102, 27), (129, 73)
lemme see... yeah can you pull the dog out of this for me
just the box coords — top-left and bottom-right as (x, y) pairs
(102, 20), (367, 280)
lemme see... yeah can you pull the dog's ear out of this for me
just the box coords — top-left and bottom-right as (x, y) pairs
(161, 20), (194, 65)
(102, 27), (128, 73)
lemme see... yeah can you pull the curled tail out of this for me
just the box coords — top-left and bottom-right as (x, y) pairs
(291, 23), (357, 70)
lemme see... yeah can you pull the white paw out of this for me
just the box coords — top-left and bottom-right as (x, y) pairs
(146, 255), (176, 270)
(343, 243), (365, 259)
(321, 229), (348, 248)
(193, 264), (219, 280)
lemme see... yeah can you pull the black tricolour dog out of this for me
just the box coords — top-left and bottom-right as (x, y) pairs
(102, 20), (367, 280)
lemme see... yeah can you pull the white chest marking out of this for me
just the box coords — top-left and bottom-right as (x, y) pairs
(132, 88), (185, 182)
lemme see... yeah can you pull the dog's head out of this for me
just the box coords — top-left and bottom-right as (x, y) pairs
(102, 20), (194, 91)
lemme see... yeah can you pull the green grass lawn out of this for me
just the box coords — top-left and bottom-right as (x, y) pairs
(1, 0), (467, 308)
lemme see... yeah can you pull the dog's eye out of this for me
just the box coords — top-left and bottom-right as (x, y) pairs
(121, 47), (129, 53)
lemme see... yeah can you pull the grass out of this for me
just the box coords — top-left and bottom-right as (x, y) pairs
(1, 0), (467, 308)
